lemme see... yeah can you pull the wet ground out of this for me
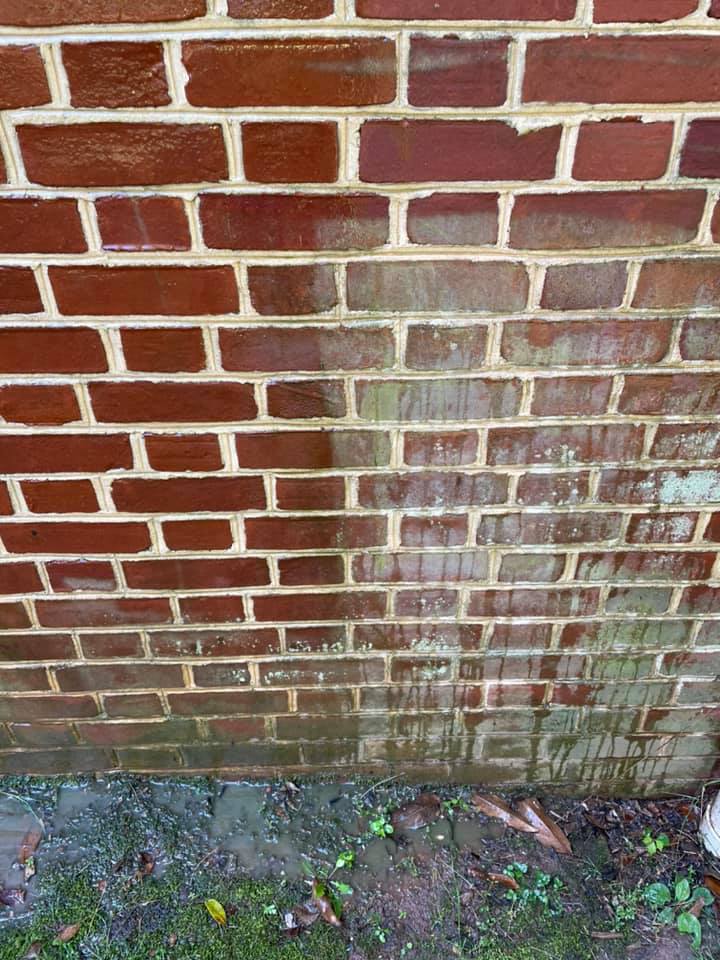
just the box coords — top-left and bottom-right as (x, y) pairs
(0, 775), (718, 959)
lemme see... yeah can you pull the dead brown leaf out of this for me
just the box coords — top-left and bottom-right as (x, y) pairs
(22, 943), (41, 959)
(293, 903), (320, 928)
(0, 888), (26, 907)
(391, 793), (441, 831)
(472, 794), (537, 834)
(486, 871), (520, 892)
(704, 875), (720, 899)
(18, 829), (42, 865)
(312, 880), (342, 927)
(135, 851), (155, 880)
(56, 923), (80, 943)
(515, 798), (573, 855)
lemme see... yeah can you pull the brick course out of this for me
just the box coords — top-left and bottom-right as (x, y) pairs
(0, 3), (718, 794)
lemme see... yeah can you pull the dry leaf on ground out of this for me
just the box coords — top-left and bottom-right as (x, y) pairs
(56, 923), (80, 943)
(392, 793), (442, 831)
(472, 794), (537, 834)
(515, 798), (573, 855)
(18, 829), (42, 865)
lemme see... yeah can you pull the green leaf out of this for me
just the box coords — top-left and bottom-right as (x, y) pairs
(657, 907), (675, 926)
(645, 883), (672, 908)
(677, 911), (702, 950)
(656, 834), (670, 851)
(692, 886), (714, 907)
(205, 899), (227, 926)
(332, 881), (354, 896)
(675, 879), (691, 903)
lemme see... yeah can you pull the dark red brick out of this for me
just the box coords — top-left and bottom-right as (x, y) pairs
(162, 520), (233, 551)
(502, 319), (672, 366)
(0, 694), (96, 721)
(242, 122), (338, 182)
(487, 424), (644, 465)
(516, 472), (591, 506)
(408, 37), (509, 107)
(407, 193), (498, 245)
(1, 435), (131, 474)
(37, 598), (172, 628)
(247, 264), (337, 315)
(573, 120), (673, 180)
(651, 424), (720, 460)
(354, 551), (488, 583)
(627, 514), (697, 544)
(221, 326), (393, 372)
(360, 121), (561, 182)
(124, 558), (268, 591)
(179, 596), (247, 624)
(0, 563), (42, 595)
(0, 328), (106, 373)
(576, 550), (714, 582)
(276, 477), (346, 510)
(0, 385), (81, 426)
(21, 480), (99, 514)
(359, 472), (508, 508)
(477, 512), (622, 545)
(0, 199), (86, 253)
(150, 628), (276, 658)
(63, 42), (169, 107)
(91, 382), (255, 423)
(79, 633), (143, 658)
(183, 38), (396, 107)
(541, 262), (627, 310)
(0, 1), (206, 25)
(400, 514), (468, 547)
(254, 592), (386, 622)
(681, 120), (720, 177)
(680, 319), (720, 362)
(0, 633), (74, 662)
(633, 259), (720, 309)
(405, 324), (488, 370)
(0, 268), (42, 313)
(356, 1), (576, 19)
(469, 588), (600, 618)
(19, 123), (228, 187)
(0, 603), (31, 629)
(594, 0), (697, 21)
(0, 45), (50, 107)
(619, 374), (720, 415)
(97, 197), (190, 252)
(46, 561), (117, 593)
(56, 663), (183, 692)
(531, 377), (613, 416)
(236, 430), (390, 469)
(403, 431), (478, 466)
(144, 435), (223, 472)
(121, 328), (205, 372)
(0, 522), (150, 555)
(246, 516), (386, 550)
(278, 555), (345, 585)
(112, 477), (265, 513)
(228, 0), (333, 16)
(267, 380), (346, 419)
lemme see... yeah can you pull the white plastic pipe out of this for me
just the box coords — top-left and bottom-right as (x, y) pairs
(700, 792), (720, 858)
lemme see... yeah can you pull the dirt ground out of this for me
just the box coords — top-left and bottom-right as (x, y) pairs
(0, 775), (718, 959)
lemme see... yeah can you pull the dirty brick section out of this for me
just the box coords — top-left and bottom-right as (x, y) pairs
(0, 0), (719, 792)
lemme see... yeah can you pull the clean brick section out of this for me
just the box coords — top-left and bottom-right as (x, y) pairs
(0, 2), (719, 792)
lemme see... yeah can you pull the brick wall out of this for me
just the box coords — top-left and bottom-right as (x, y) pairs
(0, 0), (719, 792)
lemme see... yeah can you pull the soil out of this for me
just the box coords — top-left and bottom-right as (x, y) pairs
(0, 775), (718, 959)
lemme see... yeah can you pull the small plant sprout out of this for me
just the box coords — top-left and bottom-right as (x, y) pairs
(441, 797), (470, 816)
(641, 829), (670, 856)
(369, 813), (394, 838)
(503, 863), (564, 916)
(333, 850), (355, 872)
(644, 875), (714, 950)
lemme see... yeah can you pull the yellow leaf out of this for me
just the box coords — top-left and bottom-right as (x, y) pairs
(205, 899), (227, 926)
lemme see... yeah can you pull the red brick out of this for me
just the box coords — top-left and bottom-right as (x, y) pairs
(360, 121), (560, 183)
(0, 696), (97, 725)
(91, 382), (255, 424)
(267, 380), (346, 419)
(405, 324), (488, 370)
(246, 516), (386, 550)
(0, 522), (150, 555)
(712, 0), (720, 15)
(145, 434), (223, 472)
(229, 0), (332, 15)
(0, 328), (106, 373)
(77, 719), (196, 747)
(511, 191), (704, 249)
(350, 261), (528, 313)
(21, 480), (99, 514)
(279, 555), (345, 586)
(56, 662), (183, 692)
(598, 468), (720, 504)
(409, 37), (508, 107)
(46, 561), (117, 593)
(573, 120), (673, 181)
(487, 424), (644, 465)
(620, 374), (720, 415)
(242, 122), (338, 183)
(0, 199), (86, 253)
(407, 193), (498, 245)
(359, 472), (508, 507)
(0, 1), (206, 25)
(1, 435), (131, 475)
(236, 430), (390, 469)
(247, 264), (337, 315)
(489, 623), (553, 651)
(577, 550), (714, 582)
(0, 385), (81, 426)
(80, 633), (143, 658)
(594, 0), (697, 21)
(258, 657), (384, 686)
(63, 42), (169, 107)
(469, 588), (600, 618)
(680, 319), (720, 362)
(37, 599), (172, 629)
(541, 262), (627, 310)
(163, 520), (233, 551)
(0, 45), (50, 107)
(477, 512), (622, 545)
(501, 319), (672, 366)
(531, 377), (613, 416)
(120, 328), (205, 372)
(10, 723), (77, 748)
(627, 513), (697, 544)
(50, 266), (238, 316)
(0, 668), (50, 692)
(0, 268), (42, 313)
(151, 628), (277, 658)
(221, 326), (392, 373)
(288, 626), (346, 655)
(167, 689), (287, 716)
(0, 563), (42, 595)
(400, 514), (468, 547)
(403, 431), (477, 466)
(104, 693), (164, 718)
(516, 472), (591, 505)
(0, 633), (75, 662)
(679, 586), (720, 613)
(524, 37), (720, 104)
(633, 259), (720, 309)
(356, 1), (576, 18)
(19, 123), (228, 187)
(179, 596), (247, 624)
(498, 553), (564, 583)
(357, 378), (522, 421)
(254, 591), (385, 622)
(276, 477), (346, 510)
(707, 514), (720, 542)
(200, 194), (388, 251)
(652, 424), (720, 460)
(97, 197), (190, 252)
(354, 551), (488, 583)
(0, 602), (31, 629)
(0, 484), (11, 516)
(112, 477), (266, 513)
(183, 38), (395, 107)
(124, 558), (268, 591)
(680, 120), (720, 178)
(396, 589), (459, 618)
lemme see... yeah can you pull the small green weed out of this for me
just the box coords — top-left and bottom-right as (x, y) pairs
(369, 813), (394, 838)
(641, 829), (670, 856)
(502, 863), (564, 916)
(644, 875), (714, 951)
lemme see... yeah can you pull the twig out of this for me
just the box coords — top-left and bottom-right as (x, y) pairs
(359, 775), (400, 801)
